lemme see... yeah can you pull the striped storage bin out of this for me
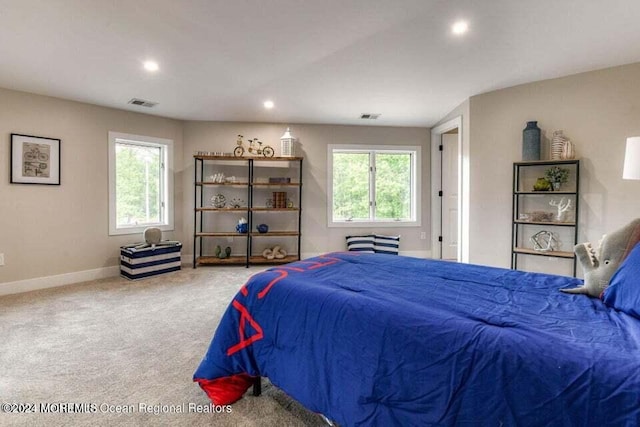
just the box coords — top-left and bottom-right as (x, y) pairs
(120, 243), (182, 280)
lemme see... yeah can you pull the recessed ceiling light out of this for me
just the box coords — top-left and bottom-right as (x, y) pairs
(263, 100), (274, 109)
(143, 61), (159, 72)
(452, 21), (469, 35)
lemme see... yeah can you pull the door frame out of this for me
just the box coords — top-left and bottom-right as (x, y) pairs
(430, 116), (468, 262)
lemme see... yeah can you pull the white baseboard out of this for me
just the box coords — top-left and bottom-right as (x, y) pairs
(0, 250), (434, 297)
(302, 250), (432, 259)
(0, 266), (121, 297)
(185, 251), (432, 264)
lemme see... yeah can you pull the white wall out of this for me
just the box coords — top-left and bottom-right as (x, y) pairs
(182, 121), (431, 260)
(0, 89), (430, 294)
(7, 60), (636, 291)
(0, 87), (184, 290)
(466, 62), (640, 272)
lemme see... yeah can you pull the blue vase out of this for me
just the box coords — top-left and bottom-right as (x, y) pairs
(522, 121), (541, 161)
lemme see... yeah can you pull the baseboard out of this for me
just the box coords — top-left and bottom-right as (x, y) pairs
(0, 265), (121, 297)
(302, 250), (432, 259)
(0, 250), (433, 296)
(185, 251), (432, 265)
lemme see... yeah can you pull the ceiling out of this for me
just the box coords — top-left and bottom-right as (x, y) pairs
(1, 0), (640, 127)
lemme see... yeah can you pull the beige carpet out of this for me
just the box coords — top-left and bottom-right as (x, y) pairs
(0, 267), (327, 426)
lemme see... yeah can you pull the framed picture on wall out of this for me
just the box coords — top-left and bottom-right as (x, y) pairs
(10, 133), (61, 185)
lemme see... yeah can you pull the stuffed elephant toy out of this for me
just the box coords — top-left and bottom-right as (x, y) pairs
(561, 218), (640, 297)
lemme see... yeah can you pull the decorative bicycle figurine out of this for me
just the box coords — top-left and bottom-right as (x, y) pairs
(234, 135), (274, 157)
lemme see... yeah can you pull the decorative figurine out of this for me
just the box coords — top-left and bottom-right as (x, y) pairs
(233, 135), (275, 157)
(530, 230), (558, 252)
(236, 217), (248, 233)
(209, 173), (226, 183)
(533, 177), (551, 191)
(549, 198), (572, 222)
(212, 194), (226, 208)
(262, 246), (287, 260)
(230, 198), (244, 209)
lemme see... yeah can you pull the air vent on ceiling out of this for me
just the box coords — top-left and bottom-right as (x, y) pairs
(360, 113), (381, 120)
(128, 98), (158, 108)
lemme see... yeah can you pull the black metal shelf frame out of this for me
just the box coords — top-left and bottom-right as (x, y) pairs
(193, 156), (303, 268)
(511, 159), (580, 276)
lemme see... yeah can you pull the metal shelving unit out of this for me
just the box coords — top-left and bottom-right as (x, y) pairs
(193, 155), (303, 267)
(511, 159), (580, 276)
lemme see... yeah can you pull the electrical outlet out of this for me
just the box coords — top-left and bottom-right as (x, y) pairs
(0, 253), (4, 266)
(420, 232), (426, 240)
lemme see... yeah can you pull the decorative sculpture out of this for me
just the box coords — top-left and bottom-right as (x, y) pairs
(262, 246), (287, 260)
(530, 230), (558, 252)
(229, 198), (244, 209)
(209, 173), (226, 183)
(121, 227), (180, 250)
(236, 217), (248, 233)
(549, 198), (572, 222)
(212, 194), (226, 208)
(233, 135), (275, 158)
(561, 219), (640, 297)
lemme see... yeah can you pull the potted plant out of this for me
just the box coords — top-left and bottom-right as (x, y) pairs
(544, 166), (569, 191)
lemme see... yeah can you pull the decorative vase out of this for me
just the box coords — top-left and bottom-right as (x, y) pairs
(552, 182), (561, 191)
(533, 177), (551, 191)
(522, 121), (541, 161)
(551, 130), (567, 160)
(561, 140), (575, 159)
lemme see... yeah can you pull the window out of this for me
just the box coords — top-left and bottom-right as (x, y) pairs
(108, 132), (174, 235)
(328, 145), (420, 227)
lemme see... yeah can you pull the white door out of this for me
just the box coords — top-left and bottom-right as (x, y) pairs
(441, 132), (459, 260)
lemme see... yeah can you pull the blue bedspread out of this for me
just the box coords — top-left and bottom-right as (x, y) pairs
(194, 253), (640, 426)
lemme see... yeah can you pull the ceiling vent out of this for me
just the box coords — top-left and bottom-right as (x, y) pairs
(360, 113), (381, 120)
(128, 98), (158, 108)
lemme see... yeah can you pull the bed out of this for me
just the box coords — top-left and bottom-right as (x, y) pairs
(193, 252), (640, 426)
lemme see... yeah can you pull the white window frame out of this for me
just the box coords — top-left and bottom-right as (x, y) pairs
(327, 144), (421, 227)
(108, 131), (174, 236)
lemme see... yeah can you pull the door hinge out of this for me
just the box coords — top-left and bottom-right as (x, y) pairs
(438, 236), (443, 242)
(438, 190), (443, 197)
(439, 145), (443, 151)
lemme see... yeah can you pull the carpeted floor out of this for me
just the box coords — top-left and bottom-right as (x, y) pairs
(0, 267), (328, 426)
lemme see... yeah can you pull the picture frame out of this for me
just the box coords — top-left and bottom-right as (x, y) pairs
(10, 133), (61, 185)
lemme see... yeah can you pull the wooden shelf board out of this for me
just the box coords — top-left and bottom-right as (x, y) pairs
(194, 155), (302, 161)
(251, 207), (300, 212)
(252, 182), (301, 187)
(195, 181), (249, 186)
(250, 231), (300, 237)
(514, 220), (576, 226)
(513, 248), (575, 258)
(197, 256), (247, 265)
(515, 191), (576, 195)
(249, 255), (299, 264)
(514, 159), (580, 166)
(195, 207), (249, 212)
(250, 156), (303, 161)
(194, 155), (248, 161)
(195, 232), (248, 237)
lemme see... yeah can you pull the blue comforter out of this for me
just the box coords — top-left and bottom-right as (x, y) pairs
(194, 253), (640, 426)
